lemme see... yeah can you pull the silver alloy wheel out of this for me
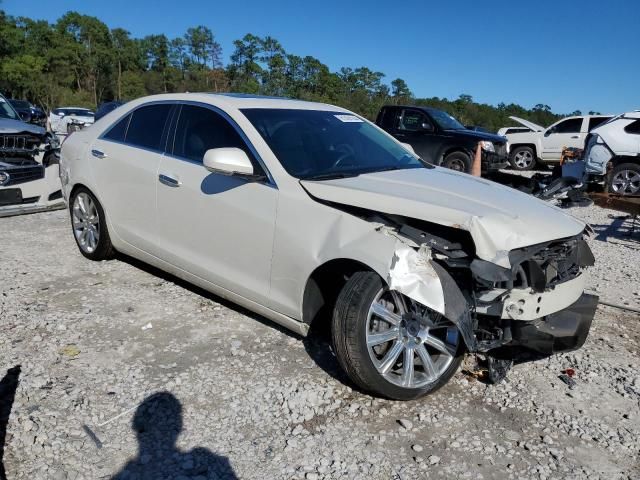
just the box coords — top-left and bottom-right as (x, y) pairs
(513, 150), (534, 169)
(513, 150), (533, 170)
(72, 192), (100, 253)
(366, 288), (459, 389)
(611, 169), (640, 195)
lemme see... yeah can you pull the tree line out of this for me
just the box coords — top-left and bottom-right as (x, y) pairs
(0, 10), (597, 132)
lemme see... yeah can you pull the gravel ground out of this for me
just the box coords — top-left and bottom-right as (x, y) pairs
(1, 204), (639, 480)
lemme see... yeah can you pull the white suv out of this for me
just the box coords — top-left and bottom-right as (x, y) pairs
(505, 115), (612, 170)
(584, 111), (640, 195)
(60, 93), (597, 399)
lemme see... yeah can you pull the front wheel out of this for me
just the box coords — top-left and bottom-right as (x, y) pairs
(443, 151), (471, 172)
(510, 146), (536, 170)
(608, 162), (640, 195)
(70, 187), (115, 260)
(332, 271), (464, 400)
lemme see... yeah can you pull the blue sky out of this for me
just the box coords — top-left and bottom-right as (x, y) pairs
(4, 0), (639, 114)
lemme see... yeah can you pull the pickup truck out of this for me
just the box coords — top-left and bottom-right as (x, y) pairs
(375, 105), (509, 174)
(505, 115), (612, 170)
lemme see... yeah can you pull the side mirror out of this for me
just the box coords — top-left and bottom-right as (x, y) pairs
(58, 112), (65, 118)
(19, 111), (32, 123)
(203, 147), (255, 176)
(420, 122), (434, 132)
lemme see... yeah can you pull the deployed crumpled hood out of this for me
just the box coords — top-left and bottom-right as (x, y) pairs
(301, 168), (585, 268)
(508, 116), (544, 132)
(0, 117), (46, 136)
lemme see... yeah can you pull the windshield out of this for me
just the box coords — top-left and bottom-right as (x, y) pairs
(427, 108), (465, 130)
(9, 100), (30, 109)
(241, 109), (426, 179)
(0, 95), (20, 120)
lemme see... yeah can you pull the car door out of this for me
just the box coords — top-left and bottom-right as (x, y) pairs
(541, 117), (585, 161)
(89, 102), (174, 252)
(155, 103), (278, 304)
(393, 108), (439, 163)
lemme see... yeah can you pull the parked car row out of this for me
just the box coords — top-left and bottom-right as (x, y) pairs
(504, 115), (613, 170)
(500, 112), (640, 195)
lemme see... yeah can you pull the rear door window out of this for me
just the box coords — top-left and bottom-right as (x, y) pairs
(588, 117), (612, 131)
(553, 118), (583, 134)
(172, 104), (253, 163)
(378, 108), (398, 131)
(125, 104), (173, 151)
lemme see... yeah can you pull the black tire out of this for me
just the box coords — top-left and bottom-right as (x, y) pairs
(331, 271), (464, 400)
(69, 187), (115, 260)
(442, 151), (471, 173)
(509, 146), (536, 170)
(607, 162), (640, 195)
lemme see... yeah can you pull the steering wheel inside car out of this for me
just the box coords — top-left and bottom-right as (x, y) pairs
(331, 143), (357, 168)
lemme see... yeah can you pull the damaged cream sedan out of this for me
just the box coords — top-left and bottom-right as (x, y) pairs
(60, 94), (597, 400)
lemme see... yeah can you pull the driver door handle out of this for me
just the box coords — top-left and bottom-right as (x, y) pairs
(570, 135), (580, 139)
(158, 174), (181, 187)
(91, 149), (107, 159)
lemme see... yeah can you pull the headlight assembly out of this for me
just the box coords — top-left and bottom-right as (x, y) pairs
(480, 141), (495, 152)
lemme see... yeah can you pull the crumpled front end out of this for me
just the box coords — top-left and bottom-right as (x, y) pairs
(470, 233), (597, 359)
(300, 169), (597, 367)
(0, 127), (64, 217)
(380, 218), (597, 361)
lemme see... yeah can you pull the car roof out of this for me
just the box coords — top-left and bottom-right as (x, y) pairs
(121, 93), (350, 113)
(56, 107), (92, 111)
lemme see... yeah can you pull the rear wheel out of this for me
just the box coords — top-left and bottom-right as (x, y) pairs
(608, 162), (640, 195)
(332, 271), (464, 400)
(510, 146), (536, 170)
(70, 187), (115, 260)
(443, 151), (471, 172)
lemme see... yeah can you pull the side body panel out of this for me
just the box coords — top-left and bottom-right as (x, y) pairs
(88, 137), (162, 252)
(540, 117), (588, 162)
(154, 155), (278, 305)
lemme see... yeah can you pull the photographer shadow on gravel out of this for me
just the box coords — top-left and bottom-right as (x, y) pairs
(111, 391), (237, 480)
(0, 365), (21, 480)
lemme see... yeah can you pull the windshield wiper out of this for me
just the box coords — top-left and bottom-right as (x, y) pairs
(302, 171), (361, 181)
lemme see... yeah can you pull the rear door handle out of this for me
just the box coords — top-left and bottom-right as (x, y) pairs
(91, 149), (107, 159)
(570, 135), (580, 139)
(158, 174), (181, 187)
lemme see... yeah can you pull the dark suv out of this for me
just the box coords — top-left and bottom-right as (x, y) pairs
(376, 105), (509, 174)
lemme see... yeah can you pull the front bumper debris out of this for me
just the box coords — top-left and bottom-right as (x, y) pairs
(508, 293), (598, 355)
(0, 162), (65, 217)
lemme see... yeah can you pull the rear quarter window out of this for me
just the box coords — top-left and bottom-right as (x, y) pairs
(103, 114), (131, 142)
(624, 119), (640, 135)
